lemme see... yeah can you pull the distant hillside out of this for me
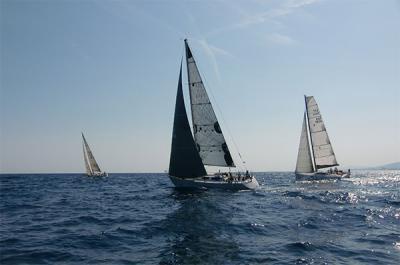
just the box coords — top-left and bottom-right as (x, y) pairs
(373, 162), (400, 170)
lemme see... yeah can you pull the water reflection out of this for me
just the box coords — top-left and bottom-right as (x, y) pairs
(158, 189), (240, 264)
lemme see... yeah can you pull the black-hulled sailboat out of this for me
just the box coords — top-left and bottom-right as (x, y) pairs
(82, 133), (107, 177)
(295, 96), (350, 181)
(168, 40), (259, 190)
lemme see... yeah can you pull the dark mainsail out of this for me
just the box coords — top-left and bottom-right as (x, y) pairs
(169, 63), (207, 178)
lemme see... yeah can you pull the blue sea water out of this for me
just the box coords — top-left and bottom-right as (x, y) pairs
(0, 171), (399, 264)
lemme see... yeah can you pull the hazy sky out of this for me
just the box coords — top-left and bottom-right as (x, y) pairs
(1, 0), (399, 173)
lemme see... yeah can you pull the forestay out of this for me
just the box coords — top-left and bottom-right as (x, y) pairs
(295, 112), (314, 173)
(305, 96), (338, 169)
(185, 40), (235, 167)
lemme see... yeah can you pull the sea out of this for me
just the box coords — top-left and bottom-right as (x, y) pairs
(0, 171), (399, 264)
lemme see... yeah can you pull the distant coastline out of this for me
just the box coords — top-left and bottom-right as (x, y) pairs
(353, 162), (400, 170)
(371, 162), (400, 170)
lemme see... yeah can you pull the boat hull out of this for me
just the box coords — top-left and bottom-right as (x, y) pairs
(295, 172), (349, 181)
(169, 175), (259, 190)
(86, 172), (108, 177)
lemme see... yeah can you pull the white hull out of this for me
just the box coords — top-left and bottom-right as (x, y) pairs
(86, 172), (108, 177)
(295, 172), (349, 181)
(169, 175), (259, 190)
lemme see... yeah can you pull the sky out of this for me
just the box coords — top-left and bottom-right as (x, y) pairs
(0, 0), (399, 173)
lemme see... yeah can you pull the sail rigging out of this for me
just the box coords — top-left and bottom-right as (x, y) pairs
(305, 96), (338, 169)
(167, 41), (260, 189)
(168, 62), (207, 178)
(82, 133), (102, 174)
(295, 112), (314, 173)
(184, 40), (235, 167)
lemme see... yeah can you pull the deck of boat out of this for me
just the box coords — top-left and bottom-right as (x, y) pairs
(169, 175), (259, 190)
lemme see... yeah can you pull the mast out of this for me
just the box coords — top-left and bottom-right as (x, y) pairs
(168, 61), (207, 178)
(185, 39), (196, 136)
(304, 95), (317, 172)
(184, 39), (235, 168)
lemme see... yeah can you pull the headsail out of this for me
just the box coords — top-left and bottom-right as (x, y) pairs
(82, 133), (102, 173)
(295, 112), (314, 173)
(184, 39), (235, 167)
(305, 96), (338, 169)
(83, 142), (92, 175)
(169, 62), (207, 178)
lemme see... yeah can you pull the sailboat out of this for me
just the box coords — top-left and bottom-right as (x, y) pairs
(82, 133), (107, 177)
(295, 96), (350, 181)
(168, 40), (259, 190)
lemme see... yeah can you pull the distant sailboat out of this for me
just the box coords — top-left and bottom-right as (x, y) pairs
(168, 39), (259, 190)
(82, 133), (107, 177)
(295, 96), (350, 181)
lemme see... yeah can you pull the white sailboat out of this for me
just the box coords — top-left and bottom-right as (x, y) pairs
(168, 40), (259, 190)
(82, 133), (107, 177)
(295, 96), (350, 181)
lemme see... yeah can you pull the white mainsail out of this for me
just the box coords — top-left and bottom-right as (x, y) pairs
(295, 112), (314, 173)
(305, 96), (338, 169)
(82, 134), (102, 174)
(185, 40), (235, 167)
(83, 143), (92, 175)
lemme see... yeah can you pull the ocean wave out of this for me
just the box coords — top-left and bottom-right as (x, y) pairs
(1, 172), (399, 264)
